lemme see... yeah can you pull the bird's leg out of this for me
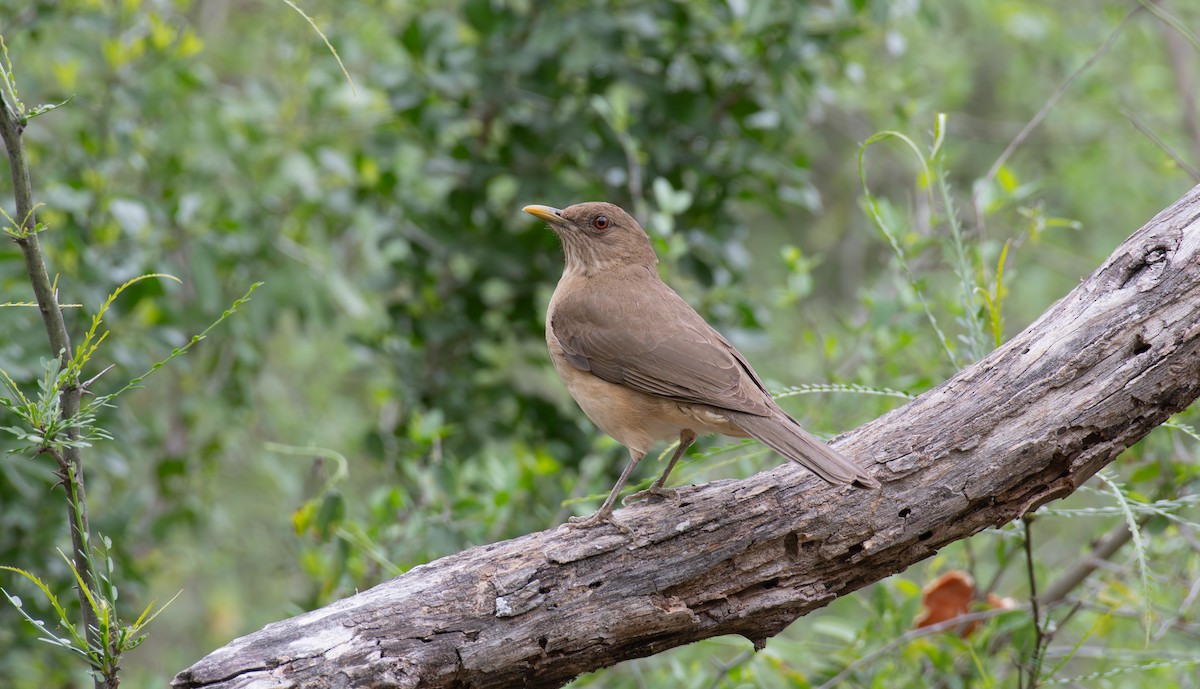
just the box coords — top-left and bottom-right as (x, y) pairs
(623, 429), (696, 506)
(568, 449), (645, 534)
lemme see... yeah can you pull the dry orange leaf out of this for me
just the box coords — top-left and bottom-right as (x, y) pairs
(913, 570), (1017, 637)
(914, 570), (978, 635)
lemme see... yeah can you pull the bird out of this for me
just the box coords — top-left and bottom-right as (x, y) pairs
(523, 201), (879, 531)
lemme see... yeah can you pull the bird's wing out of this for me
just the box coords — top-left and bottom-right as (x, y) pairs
(551, 282), (777, 417)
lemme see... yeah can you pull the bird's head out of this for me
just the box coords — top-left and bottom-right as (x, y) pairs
(523, 201), (658, 275)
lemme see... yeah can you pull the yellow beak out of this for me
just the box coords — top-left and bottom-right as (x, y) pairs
(522, 205), (563, 223)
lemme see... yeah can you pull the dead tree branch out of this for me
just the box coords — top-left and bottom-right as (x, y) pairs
(175, 185), (1200, 689)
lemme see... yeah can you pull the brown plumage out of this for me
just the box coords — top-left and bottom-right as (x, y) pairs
(524, 201), (878, 530)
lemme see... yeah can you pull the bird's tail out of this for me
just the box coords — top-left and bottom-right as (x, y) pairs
(730, 412), (879, 488)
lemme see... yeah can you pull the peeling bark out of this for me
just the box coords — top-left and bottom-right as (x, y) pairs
(174, 185), (1200, 689)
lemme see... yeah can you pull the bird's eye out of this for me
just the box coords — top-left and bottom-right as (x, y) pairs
(591, 215), (610, 231)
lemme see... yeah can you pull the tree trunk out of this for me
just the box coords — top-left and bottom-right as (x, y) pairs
(174, 185), (1200, 689)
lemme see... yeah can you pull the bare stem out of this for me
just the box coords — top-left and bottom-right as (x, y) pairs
(1039, 518), (1144, 607)
(1, 73), (102, 689)
(971, 6), (1141, 237)
(1153, 0), (1200, 161)
(1022, 516), (1047, 688)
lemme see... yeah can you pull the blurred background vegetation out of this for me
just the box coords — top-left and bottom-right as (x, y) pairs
(1, 0), (1198, 686)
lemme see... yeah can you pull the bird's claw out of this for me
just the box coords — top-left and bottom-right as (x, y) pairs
(567, 510), (633, 535)
(622, 484), (678, 506)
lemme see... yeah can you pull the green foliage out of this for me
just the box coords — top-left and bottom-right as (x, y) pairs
(0, 35), (72, 125)
(1, 542), (180, 686)
(1, 0), (1199, 687)
(859, 120), (962, 369)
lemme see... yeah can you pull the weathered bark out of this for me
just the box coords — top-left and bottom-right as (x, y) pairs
(175, 185), (1200, 689)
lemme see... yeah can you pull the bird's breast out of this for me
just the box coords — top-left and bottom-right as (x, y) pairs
(547, 325), (747, 453)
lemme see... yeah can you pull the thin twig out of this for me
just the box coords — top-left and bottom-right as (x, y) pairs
(1038, 518), (1144, 606)
(971, 6), (1142, 237)
(815, 606), (1028, 689)
(703, 649), (754, 689)
(1121, 108), (1200, 182)
(1153, 0), (1200, 160)
(1153, 573), (1200, 642)
(1023, 516), (1047, 688)
(0, 51), (103, 689)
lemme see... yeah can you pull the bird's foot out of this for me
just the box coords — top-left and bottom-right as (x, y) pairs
(622, 484), (678, 506)
(567, 510), (633, 536)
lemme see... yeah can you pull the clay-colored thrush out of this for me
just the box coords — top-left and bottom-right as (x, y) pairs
(524, 201), (879, 529)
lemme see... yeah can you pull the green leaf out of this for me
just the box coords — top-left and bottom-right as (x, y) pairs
(316, 491), (346, 539)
